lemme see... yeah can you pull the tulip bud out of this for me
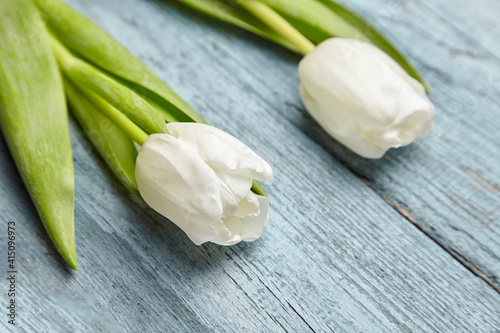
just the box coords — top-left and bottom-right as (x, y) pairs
(135, 123), (273, 246)
(299, 38), (435, 158)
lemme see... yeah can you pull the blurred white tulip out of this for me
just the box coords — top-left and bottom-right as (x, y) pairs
(299, 38), (435, 158)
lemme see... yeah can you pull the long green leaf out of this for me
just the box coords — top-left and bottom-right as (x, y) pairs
(262, 0), (430, 91)
(173, 0), (299, 53)
(50, 35), (168, 135)
(261, 0), (363, 43)
(35, 0), (206, 123)
(175, 0), (429, 90)
(0, 0), (76, 269)
(64, 80), (138, 192)
(42, 0), (266, 197)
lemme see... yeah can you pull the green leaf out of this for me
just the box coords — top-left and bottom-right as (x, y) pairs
(173, 0), (300, 53)
(64, 79), (139, 192)
(261, 0), (363, 44)
(50, 35), (169, 135)
(41, 0), (268, 197)
(35, 0), (206, 123)
(262, 0), (430, 91)
(175, 0), (429, 91)
(0, 0), (76, 269)
(251, 180), (267, 197)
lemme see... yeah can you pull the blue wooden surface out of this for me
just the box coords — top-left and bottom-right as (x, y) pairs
(297, 0), (500, 291)
(1, 0), (499, 332)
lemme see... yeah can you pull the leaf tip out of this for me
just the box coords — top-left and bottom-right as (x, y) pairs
(62, 249), (78, 270)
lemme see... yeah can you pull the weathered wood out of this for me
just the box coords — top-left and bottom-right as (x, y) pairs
(277, 0), (500, 289)
(0, 0), (499, 331)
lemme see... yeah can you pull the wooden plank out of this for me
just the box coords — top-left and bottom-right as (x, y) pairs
(279, 0), (500, 289)
(0, 0), (498, 331)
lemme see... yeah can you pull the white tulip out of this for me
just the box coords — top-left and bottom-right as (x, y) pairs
(135, 122), (273, 246)
(298, 38), (435, 159)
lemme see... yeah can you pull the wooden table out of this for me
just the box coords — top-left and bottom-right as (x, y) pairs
(1, 0), (499, 331)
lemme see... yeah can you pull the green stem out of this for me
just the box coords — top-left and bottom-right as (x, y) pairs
(49, 34), (148, 145)
(79, 87), (148, 145)
(239, 0), (315, 55)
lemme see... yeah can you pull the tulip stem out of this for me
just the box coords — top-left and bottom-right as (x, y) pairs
(239, 0), (315, 56)
(80, 88), (149, 145)
(49, 34), (149, 145)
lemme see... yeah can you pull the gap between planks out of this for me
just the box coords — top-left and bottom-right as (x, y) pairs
(358, 175), (500, 294)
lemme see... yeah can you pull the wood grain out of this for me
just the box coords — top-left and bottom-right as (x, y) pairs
(278, 0), (500, 290)
(0, 0), (499, 331)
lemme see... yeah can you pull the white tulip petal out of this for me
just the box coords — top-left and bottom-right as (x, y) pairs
(167, 122), (273, 184)
(298, 38), (435, 159)
(240, 195), (269, 242)
(213, 166), (253, 218)
(235, 191), (260, 218)
(136, 134), (223, 244)
(334, 134), (387, 159)
(136, 125), (273, 246)
(220, 215), (243, 245)
(208, 219), (238, 246)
